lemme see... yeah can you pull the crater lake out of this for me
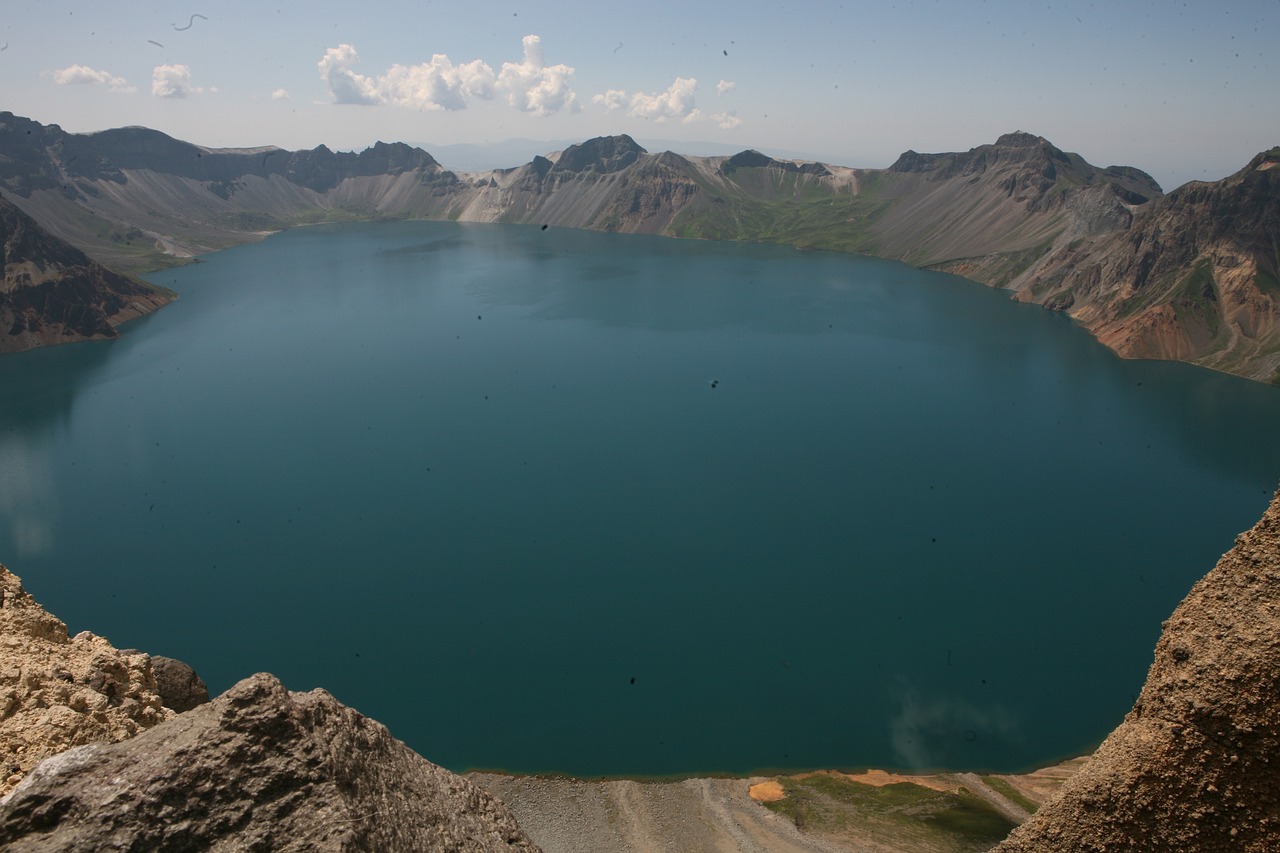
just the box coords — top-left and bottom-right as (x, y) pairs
(3, 220), (1279, 777)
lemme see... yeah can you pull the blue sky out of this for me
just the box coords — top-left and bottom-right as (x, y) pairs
(2, 0), (1275, 190)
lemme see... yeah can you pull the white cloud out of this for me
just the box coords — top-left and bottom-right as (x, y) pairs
(317, 35), (578, 116)
(49, 64), (135, 94)
(627, 77), (698, 122)
(378, 55), (496, 111)
(591, 78), (741, 130)
(317, 44), (379, 105)
(591, 88), (627, 112)
(712, 111), (743, 129)
(496, 35), (579, 116)
(715, 79), (736, 97)
(271, 88), (290, 101)
(151, 64), (204, 98)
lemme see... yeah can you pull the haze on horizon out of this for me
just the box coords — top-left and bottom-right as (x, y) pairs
(1, 0), (1275, 192)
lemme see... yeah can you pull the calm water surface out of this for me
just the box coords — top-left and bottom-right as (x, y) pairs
(2, 221), (1278, 776)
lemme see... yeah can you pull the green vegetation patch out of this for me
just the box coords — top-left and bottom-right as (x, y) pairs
(1170, 258), (1223, 340)
(979, 775), (1039, 814)
(762, 775), (1015, 852)
(1255, 268), (1279, 295)
(667, 188), (886, 254)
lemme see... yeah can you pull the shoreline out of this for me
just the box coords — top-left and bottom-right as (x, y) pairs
(467, 757), (1088, 853)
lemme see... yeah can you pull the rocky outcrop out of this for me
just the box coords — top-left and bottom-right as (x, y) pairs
(0, 195), (172, 352)
(0, 673), (540, 852)
(720, 149), (832, 177)
(993, 491), (1280, 852)
(551, 134), (645, 174)
(0, 565), (173, 797)
(149, 655), (210, 713)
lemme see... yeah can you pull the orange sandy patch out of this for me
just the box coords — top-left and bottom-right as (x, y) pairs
(748, 780), (786, 802)
(828, 769), (954, 793)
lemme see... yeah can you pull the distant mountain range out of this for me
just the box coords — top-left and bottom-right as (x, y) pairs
(0, 111), (1276, 383)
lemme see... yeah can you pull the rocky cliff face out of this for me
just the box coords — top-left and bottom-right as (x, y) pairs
(0, 564), (539, 851)
(993, 491), (1280, 852)
(0, 195), (172, 352)
(0, 565), (174, 797)
(1012, 149), (1280, 382)
(0, 673), (540, 852)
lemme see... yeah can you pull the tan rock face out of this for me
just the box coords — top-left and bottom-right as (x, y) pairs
(0, 565), (173, 796)
(994, 492), (1280, 852)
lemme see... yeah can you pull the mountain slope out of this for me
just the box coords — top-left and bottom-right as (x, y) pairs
(0, 194), (171, 352)
(1011, 149), (1280, 382)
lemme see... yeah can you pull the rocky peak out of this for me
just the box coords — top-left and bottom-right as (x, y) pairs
(351, 140), (442, 176)
(994, 130), (1050, 149)
(552, 134), (646, 174)
(719, 149), (832, 177)
(721, 149), (775, 172)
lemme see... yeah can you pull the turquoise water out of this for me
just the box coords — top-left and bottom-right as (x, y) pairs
(2, 220), (1277, 776)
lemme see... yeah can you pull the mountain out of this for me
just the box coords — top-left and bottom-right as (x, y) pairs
(2, 111), (1276, 382)
(1011, 148), (1280, 381)
(0, 194), (171, 352)
(993, 490), (1280, 852)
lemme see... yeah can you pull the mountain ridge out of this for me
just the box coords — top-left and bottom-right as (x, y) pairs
(1, 111), (1276, 382)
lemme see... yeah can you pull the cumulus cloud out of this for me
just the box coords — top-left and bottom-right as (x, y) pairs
(715, 79), (736, 97)
(626, 77), (699, 122)
(317, 35), (578, 116)
(271, 88), (290, 101)
(49, 64), (135, 94)
(592, 88), (627, 112)
(379, 55), (496, 110)
(592, 78), (743, 130)
(317, 44), (379, 105)
(496, 35), (579, 116)
(151, 64), (204, 98)
(712, 111), (742, 129)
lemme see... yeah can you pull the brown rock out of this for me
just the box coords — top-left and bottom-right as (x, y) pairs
(994, 491), (1280, 852)
(0, 195), (173, 353)
(0, 672), (540, 852)
(149, 654), (210, 712)
(0, 565), (173, 797)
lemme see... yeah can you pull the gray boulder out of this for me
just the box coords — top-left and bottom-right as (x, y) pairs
(0, 673), (539, 852)
(149, 655), (210, 712)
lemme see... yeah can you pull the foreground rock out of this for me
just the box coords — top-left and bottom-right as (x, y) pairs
(149, 654), (210, 713)
(0, 565), (173, 796)
(0, 672), (540, 852)
(994, 491), (1280, 852)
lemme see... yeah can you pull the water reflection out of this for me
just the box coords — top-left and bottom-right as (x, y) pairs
(0, 430), (56, 558)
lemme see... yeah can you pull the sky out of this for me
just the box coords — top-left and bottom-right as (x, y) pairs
(1, 0), (1276, 191)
